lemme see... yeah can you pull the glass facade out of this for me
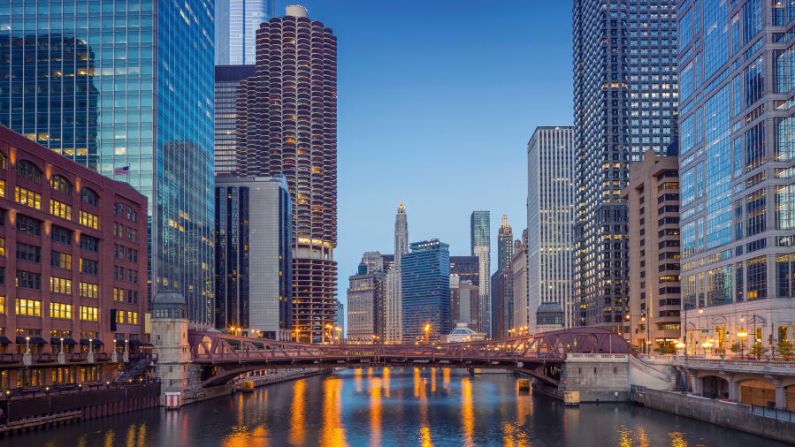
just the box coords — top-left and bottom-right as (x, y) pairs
(0, 1), (216, 325)
(573, 0), (679, 331)
(401, 240), (450, 342)
(214, 65), (255, 175)
(215, 0), (274, 65)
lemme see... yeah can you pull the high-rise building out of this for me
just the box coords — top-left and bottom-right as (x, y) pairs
(449, 255), (480, 330)
(236, 5), (338, 342)
(491, 268), (513, 338)
(451, 276), (479, 328)
(215, 0), (275, 65)
(470, 211), (491, 336)
(527, 126), (576, 331)
(511, 233), (529, 333)
(497, 215), (514, 270)
(0, 0), (216, 326)
(214, 175), (292, 340)
(215, 65), (256, 175)
(573, 0), (678, 332)
(335, 300), (344, 340)
(385, 203), (408, 343)
(678, 0), (795, 356)
(0, 125), (148, 389)
(626, 149), (680, 353)
(347, 256), (386, 343)
(402, 239), (451, 341)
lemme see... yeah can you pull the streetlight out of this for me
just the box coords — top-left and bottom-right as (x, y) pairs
(737, 330), (748, 358)
(702, 340), (713, 357)
(424, 323), (431, 344)
(335, 326), (341, 344)
(675, 340), (686, 356)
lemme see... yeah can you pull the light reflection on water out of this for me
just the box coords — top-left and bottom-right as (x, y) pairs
(0, 368), (788, 447)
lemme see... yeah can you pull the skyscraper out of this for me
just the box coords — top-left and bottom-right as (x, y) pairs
(497, 215), (514, 270)
(214, 175), (292, 340)
(573, 0), (678, 332)
(678, 0), (795, 355)
(0, 0), (216, 325)
(511, 234), (529, 333)
(402, 239), (451, 341)
(347, 254), (386, 343)
(215, 65), (256, 175)
(236, 5), (338, 342)
(490, 268), (513, 338)
(470, 211), (491, 336)
(527, 126), (575, 331)
(215, 0), (275, 65)
(385, 203), (408, 343)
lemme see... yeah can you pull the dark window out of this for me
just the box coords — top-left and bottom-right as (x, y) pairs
(80, 258), (99, 275)
(79, 234), (99, 252)
(16, 160), (42, 184)
(16, 270), (41, 289)
(16, 215), (42, 236)
(51, 225), (72, 245)
(81, 188), (99, 206)
(16, 243), (41, 263)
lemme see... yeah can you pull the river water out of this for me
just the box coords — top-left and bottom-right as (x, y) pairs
(0, 368), (786, 447)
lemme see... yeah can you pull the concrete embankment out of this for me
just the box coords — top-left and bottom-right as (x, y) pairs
(632, 386), (795, 445)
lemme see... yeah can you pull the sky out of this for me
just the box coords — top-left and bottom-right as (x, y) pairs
(278, 1), (575, 311)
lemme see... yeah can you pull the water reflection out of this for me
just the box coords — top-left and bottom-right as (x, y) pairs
(0, 369), (788, 447)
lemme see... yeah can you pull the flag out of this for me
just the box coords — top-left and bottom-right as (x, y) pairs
(113, 166), (129, 175)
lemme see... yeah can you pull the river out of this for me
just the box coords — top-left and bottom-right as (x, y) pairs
(0, 368), (786, 447)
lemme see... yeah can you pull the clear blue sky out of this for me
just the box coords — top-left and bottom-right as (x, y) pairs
(278, 1), (574, 307)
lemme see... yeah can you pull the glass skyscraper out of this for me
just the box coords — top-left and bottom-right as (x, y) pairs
(215, 0), (274, 65)
(401, 239), (451, 341)
(0, 1), (216, 325)
(678, 0), (795, 355)
(573, 0), (678, 332)
(470, 210), (491, 335)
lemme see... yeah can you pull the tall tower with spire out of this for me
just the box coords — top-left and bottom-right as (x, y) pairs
(386, 202), (409, 342)
(497, 214), (514, 271)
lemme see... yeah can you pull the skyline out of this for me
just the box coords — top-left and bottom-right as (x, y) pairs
(290, 0), (575, 291)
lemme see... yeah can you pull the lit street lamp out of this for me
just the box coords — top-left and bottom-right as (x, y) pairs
(737, 330), (748, 358)
(424, 323), (431, 344)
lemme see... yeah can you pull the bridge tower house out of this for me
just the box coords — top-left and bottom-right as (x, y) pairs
(152, 292), (197, 407)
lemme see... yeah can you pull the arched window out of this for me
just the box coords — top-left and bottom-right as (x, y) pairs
(81, 187), (99, 206)
(16, 160), (42, 184)
(50, 175), (72, 195)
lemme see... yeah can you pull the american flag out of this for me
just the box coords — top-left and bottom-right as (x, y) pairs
(113, 166), (130, 175)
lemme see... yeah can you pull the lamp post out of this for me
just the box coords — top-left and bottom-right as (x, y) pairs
(58, 337), (65, 365)
(675, 340), (686, 357)
(702, 340), (713, 358)
(737, 330), (748, 359)
(641, 315), (647, 353)
(87, 338), (95, 364)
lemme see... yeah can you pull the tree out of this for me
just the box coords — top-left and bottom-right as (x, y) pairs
(730, 342), (742, 354)
(751, 341), (768, 359)
(778, 339), (793, 358)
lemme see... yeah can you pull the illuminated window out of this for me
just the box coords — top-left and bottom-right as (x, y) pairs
(116, 311), (125, 324)
(49, 302), (72, 319)
(79, 282), (99, 299)
(49, 200), (73, 221)
(16, 298), (41, 317)
(50, 175), (72, 195)
(51, 251), (72, 270)
(14, 187), (41, 210)
(127, 311), (139, 325)
(0, 237), (5, 257)
(0, 179), (5, 197)
(0, 296), (4, 314)
(79, 210), (98, 229)
(79, 306), (98, 321)
(50, 277), (73, 295)
(113, 288), (124, 302)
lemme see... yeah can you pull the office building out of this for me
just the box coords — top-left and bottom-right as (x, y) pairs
(491, 268), (513, 338)
(470, 211), (491, 335)
(0, 125), (148, 388)
(573, 1), (678, 331)
(236, 5), (338, 342)
(385, 203), (408, 343)
(527, 126), (576, 331)
(0, 0), (216, 326)
(512, 233), (529, 333)
(215, 0), (274, 65)
(215, 65), (256, 175)
(678, 0), (795, 355)
(626, 149), (680, 352)
(449, 255), (481, 331)
(335, 300), (344, 341)
(214, 175), (292, 340)
(402, 239), (450, 341)
(497, 215), (514, 270)
(347, 254), (386, 343)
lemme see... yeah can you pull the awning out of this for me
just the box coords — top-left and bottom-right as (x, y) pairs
(79, 338), (103, 346)
(50, 337), (77, 346)
(0, 336), (10, 345)
(129, 339), (143, 346)
(16, 336), (47, 345)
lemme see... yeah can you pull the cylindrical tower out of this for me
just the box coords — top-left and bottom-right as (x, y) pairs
(236, 5), (338, 342)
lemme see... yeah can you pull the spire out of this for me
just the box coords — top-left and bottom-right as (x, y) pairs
(398, 201), (406, 213)
(501, 214), (509, 229)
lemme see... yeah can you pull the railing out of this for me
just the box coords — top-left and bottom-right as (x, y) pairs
(567, 353), (629, 361)
(751, 405), (795, 422)
(671, 357), (795, 374)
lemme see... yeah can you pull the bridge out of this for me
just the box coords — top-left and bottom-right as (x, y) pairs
(187, 327), (633, 387)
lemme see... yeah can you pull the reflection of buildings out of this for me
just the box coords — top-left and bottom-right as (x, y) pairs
(0, 34), (99, 168)
(236, 6), (338, 342)
(402, 239), (451, 341)
(0, 4), (216, 326)
(214, 175), (292, 339)
(214, 66), (256, 175)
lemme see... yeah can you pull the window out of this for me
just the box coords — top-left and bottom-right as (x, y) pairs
(0, 296), (4, 314)
(49, 200), (73, 221)
(15, 243), (41, 263)
(16, 215), (42, 236)
(116, 311), (125, 324)
(0, 237), (4, 256)
(113, 288), (125, 302)
(16, 160), (42, 184)
(79, 234), (99, 252)
(127, 289), (139, 304)
(50, 225), (72, 245)
(127, 311), (139, 325)
(50, 175), (72, 195)
(79, 210), (98, 229)
(81, 188), (99, 206)
(747, 256), (767, 300)
(50, 303), (72, 319)
(0, 179), (5, 198)
(14, 187), (41, 210)
(16, 298), (41, 317)
(79, 282), (99, 299)
(79, 306), (98, 322)
(50, 277), (72, 295)
(51, 251), (72, 270)
(16, 270), (41, 289)
(80, 258), (99, 275)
